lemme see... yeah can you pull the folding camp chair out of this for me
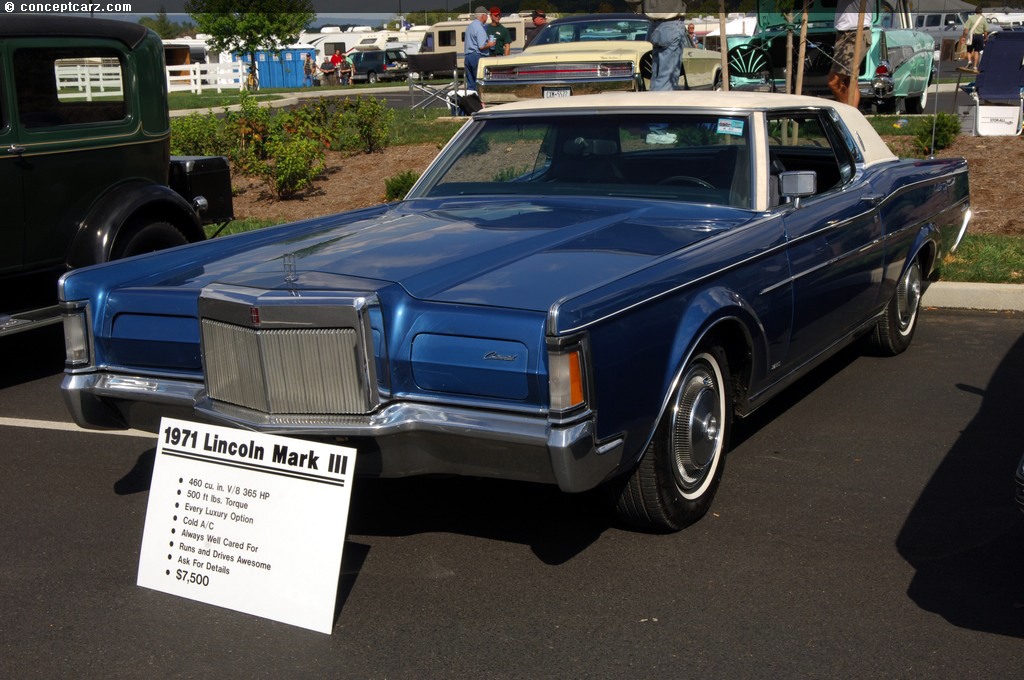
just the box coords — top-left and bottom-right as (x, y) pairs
(954, 31), (1024, 136)
(407, 52), (460, 111)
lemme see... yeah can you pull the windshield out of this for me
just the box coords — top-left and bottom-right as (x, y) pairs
(530, 18), (652, 46)
(411, 113), (754, 209)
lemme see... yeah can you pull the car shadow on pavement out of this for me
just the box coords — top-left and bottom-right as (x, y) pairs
(346, 476), (610, 565)
(0, 325), (65, 389)
(896, 329), (1024, 638)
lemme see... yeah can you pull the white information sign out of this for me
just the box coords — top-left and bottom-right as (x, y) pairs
(138, 417), (357, 634)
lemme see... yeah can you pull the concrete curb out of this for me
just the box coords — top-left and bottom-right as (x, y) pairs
(924, 282), (1024, 311)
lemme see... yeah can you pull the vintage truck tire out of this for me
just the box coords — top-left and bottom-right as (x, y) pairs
(113, 221), (189, 260)
(611, 343), (731, 532)
(868, 259), (922, 356)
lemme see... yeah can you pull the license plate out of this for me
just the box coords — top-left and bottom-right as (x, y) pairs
(543, 87), (571, 98)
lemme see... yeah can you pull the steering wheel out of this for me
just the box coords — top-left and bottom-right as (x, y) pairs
(657, 175), (715, 188)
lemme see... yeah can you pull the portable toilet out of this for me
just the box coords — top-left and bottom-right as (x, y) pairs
(233, 45), (315, 88)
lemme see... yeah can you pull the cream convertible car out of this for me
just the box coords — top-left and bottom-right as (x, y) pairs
(477, 14), (722, 105)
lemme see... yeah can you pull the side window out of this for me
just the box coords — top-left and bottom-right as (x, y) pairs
(766, 112), (852, 195)
(438, 30), (457, 48)
(14, 46), (125, 129)
(926, 15), (941, 28)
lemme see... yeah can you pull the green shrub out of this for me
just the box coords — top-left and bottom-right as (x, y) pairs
(912, 113), (961, 155)
(383, 170), (420, 201)
(346, 97), (394, 153)
(170, 111), (230, 156)
(224, 91), (273, 173)
(260, 137), (326, 200)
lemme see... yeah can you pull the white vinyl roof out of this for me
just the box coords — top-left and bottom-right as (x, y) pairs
(480, 90), (898, 167)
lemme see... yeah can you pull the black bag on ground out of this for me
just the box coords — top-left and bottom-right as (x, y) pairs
(456, 92), (483, 115)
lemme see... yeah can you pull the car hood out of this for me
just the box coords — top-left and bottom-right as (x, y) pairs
(112, 197), (754, 313)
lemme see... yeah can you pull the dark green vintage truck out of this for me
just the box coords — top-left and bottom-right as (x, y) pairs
(0, 16), (232, 336)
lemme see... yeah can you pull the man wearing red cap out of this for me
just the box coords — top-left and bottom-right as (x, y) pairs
(486, 7), (511, 57)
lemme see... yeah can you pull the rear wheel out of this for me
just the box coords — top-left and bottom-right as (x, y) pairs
(905, 87), (928, 114)
(368, 71), (378, 84)
(868, 259), (923, 356)
(112, 221), (188, 260)
(610, 343), (731, 532)
(875, 97), (902, 114)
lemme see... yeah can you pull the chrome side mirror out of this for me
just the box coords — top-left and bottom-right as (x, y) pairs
(779, 171), (817, 208)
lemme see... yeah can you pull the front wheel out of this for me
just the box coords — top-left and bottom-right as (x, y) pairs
(868, 259), (922, 356)
(609, 343), (732, 532)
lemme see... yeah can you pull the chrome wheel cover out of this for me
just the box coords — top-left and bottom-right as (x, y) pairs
(896, 261), (922, 335)
(670, 354), (724, 499)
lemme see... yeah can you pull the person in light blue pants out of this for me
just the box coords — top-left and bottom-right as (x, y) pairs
(649, 18), (686, 91)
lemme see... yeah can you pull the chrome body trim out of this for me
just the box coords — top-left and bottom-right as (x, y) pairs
(61, 371), (623, 493)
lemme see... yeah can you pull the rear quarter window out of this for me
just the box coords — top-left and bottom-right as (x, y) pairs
(14, 46), (126, 129)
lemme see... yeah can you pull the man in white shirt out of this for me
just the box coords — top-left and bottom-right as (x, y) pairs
(828, 0), (872, 108)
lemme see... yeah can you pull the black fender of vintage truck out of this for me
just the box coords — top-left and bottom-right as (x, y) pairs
(66, 180), (205, 269)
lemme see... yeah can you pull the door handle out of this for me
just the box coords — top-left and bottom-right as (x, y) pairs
(6, 144), (26, 155)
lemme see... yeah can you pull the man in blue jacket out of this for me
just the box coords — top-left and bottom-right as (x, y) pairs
(464, 6), (495, 93)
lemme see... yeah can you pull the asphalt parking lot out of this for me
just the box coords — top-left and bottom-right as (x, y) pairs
(2, 307), (1023, 678)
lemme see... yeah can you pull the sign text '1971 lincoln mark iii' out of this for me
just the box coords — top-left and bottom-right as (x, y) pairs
(60, 92), (970, 532)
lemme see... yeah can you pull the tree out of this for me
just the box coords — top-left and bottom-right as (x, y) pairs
(185, 0), (315, 83)
(139, 7), (195, 39)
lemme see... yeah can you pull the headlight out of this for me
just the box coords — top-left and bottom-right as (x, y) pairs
(61, 301), (91, 367)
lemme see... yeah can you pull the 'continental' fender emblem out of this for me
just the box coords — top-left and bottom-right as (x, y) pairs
(484, 351), (518, 362)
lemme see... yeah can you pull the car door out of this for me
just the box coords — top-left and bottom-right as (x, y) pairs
(10, 37), (157, 270)
(772, 110), (885, 369)
(0, 44), (26, 275)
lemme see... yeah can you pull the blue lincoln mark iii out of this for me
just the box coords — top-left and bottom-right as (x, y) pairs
(60, 92), (970, 532)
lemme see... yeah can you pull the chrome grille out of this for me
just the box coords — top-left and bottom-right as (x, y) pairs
(202, 319), (370, 415)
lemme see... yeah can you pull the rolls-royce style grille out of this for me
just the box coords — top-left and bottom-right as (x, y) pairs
(484, 62), (635, 81)
(202, 319), (370, 415)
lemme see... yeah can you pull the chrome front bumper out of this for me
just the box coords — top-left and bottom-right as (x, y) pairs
(62, 371), (624, 493)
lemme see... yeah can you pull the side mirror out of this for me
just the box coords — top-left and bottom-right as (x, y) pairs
(779, 170), (816, 208)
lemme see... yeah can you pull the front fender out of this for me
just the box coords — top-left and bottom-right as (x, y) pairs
(67, 182), (202, 268)
(621, 287), (763, 470)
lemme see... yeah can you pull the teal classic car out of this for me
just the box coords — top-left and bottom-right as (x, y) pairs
(730, 0), (935, 113)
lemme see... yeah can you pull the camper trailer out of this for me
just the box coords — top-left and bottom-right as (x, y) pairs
(418, 13), (531, 71)
(299, 26), (350, 64)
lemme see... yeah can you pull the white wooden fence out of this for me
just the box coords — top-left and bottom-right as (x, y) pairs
(55, 61), (247, 101)
(56, 62), (123, 101)
(165, 62), (247, 94)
